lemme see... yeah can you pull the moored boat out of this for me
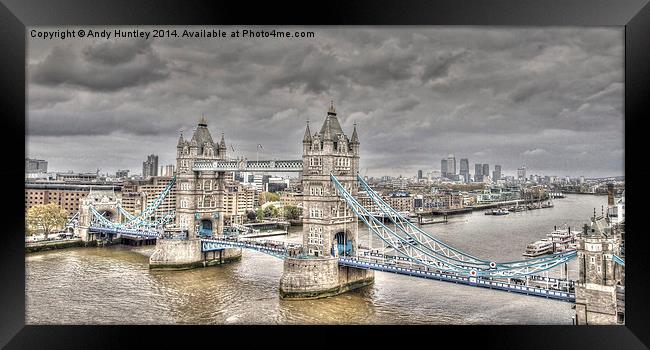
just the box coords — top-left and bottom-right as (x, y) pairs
(485, 208), (509, 216)
(523, 239), (554, 257)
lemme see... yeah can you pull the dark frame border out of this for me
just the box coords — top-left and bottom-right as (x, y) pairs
(1, 0), (648, 348)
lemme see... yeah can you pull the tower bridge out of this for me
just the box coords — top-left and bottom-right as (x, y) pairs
(73, 102), (624, 311)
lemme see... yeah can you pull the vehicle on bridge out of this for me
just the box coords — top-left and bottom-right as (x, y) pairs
(395, 237), (418, 248)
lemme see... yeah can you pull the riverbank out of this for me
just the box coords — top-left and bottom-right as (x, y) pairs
(25, 238), (123, 253)
(26, 238), (85, 253)
(469, 198), (549, 210)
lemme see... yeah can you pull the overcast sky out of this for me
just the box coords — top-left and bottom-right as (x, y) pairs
(26, 26), (624, 178)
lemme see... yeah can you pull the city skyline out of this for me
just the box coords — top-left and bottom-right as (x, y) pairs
(27, 27), (624, 178)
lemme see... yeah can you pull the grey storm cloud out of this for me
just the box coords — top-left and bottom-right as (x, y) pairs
(421, 50), (469, 82)
(27, 26), (624, 178)
(82, 38), (153, 65)
(30, 38), (170, 91)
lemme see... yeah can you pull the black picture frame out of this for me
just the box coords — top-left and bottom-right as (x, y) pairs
(2, 0), (648, 348)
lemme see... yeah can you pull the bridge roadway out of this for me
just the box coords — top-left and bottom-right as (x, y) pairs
(199, 237), (576, 302)
(89, 226), (160, 239)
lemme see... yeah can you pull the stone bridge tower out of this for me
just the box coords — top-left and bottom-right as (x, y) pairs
(175, 116), (227, 238)
(574, 214), (625, 325)
(301, 101), (360, 257)
(75, 189), (122, 241)
(279, 102), (373, 299)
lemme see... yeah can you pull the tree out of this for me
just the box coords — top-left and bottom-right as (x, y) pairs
(264, 204), (279, 218)
(256, 207), (265, 221)
(246, 210), (257, 221)
(258, 191), (280, 205)
(26, 203), (68, 239)
(283, 205), (301, 220)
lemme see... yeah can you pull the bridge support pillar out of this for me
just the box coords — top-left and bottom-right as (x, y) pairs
(150, 238), (241, 270)
(74, 226), (90, 242)
(279, 257), (374, 300)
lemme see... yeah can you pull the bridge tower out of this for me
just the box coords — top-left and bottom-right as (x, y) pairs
(574, 214), (625, 325)
(175, 116), (227, 238)
(75, 189), (122, 241)
(301, 101), (360, 257)
(150, 116), (241, 270)
(279, 102), (374, 299)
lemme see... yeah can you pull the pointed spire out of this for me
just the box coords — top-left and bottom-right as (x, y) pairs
(177, 128), (185, 147)
(351, 122), (359, 144)
(220, 132), (226, 148)
(328, 100), (336, 115)
(323, 115), (333, 141)
(199, 114), (207, 127)
(303, 120), (312, 143)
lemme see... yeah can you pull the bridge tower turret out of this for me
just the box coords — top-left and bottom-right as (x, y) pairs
(280, 101), (374, 299)
(301, 101), (360, 258)
(302, 120), (312, 154)
(175, 116), (225, 238)
(150, 116), (242, 270)
(575, 215), (625, 324)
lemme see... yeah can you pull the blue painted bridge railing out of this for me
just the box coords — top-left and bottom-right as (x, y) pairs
(338, 257), (575, 302)
(200, 238), (290, 259)
(89, 226), (160, 239)
(198, 237), (575, 302)
(612, 254), (625, 266)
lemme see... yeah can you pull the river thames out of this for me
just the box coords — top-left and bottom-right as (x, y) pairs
(26, 194), (608, 325)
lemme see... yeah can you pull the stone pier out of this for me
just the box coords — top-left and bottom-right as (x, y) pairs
(279, 256), (374, 300)
(150, 238), (241, 270)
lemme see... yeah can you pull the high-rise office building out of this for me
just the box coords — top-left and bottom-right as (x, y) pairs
(517, 166), (527, 180)
(25, 158), (48, 173)
(115, 169), (129, 178)
(474, 163), (483, 182)
(493, 165), (502, 181)
(483, 164), (489, 179)
(162, 164), (175, 176)
(441, 159), (448, 178)
(459, 158), (469, 183)
(417, 170), (423, 180)
(142, 154), (159, 178)
(447, 154), (456, 176)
